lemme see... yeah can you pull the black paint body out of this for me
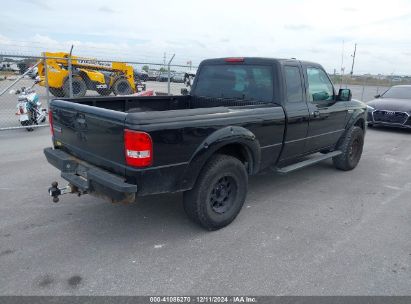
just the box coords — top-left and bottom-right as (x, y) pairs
(46, 58), (367, 196)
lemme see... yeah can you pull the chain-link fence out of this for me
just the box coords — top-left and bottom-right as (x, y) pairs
(0, 52), (408, 131)
(0, 53), (197, 130)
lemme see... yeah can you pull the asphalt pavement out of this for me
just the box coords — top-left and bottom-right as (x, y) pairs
(0, 126), (410, 295)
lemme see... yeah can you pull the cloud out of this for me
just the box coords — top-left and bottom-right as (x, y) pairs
(309, 48), (324, 54)
(342, 7), (358, 12)
(320, 36), (354, 44)
(98, 6), (115, 13)
(360, 50), (371, 55)
(19, 0), (51, 10)
(1, 0), (411, 74)
(284, 24), (312, 31)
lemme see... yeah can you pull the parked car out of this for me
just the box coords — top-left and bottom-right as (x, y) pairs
(28, 66), (38, 79)
(157, 72), (172, 82)
(172, 72), (185, 83)
(133, 69), (148, 82)
(147, 69), (160, 81)
(367, 85), (411, 128)
(45, 57), (367, 230)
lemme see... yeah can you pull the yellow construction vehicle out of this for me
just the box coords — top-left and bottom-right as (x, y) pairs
(37, 52), (136, 97)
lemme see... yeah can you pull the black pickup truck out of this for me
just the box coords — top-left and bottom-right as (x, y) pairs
(45, 57), (367, 230)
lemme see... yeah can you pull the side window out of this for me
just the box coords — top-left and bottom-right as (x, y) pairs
(284, 66), (303, 102)
(306, 67), (334, 102)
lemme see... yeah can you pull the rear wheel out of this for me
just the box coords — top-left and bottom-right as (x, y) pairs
(96, 88), (112, 96)
(21, 120), (34, 131)
(63, 76), (87, 98)
(333, 126), (364, 171)
(112, 78), (133, 95)
(48, 87), (65, 97)
(183, 155), (248, 230)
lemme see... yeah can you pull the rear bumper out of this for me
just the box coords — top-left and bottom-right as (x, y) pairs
(44, 147), (137, 203)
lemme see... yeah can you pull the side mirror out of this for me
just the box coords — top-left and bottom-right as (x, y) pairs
(337, 88), (352, 101)
(374, 94), (380, 98)
(181, 88), (189, 95)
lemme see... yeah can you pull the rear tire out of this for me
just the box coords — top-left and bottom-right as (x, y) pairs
(63, 76), (87, 98)
(48, 87), (65, 97)
(112, 78), (133, 95)
(183, 155), (248, 230)
(333, 126), (364, 171)
(21, 120), (33, 131)
(96, 88), (112, 96)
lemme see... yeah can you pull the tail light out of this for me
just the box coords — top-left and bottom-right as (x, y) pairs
(225, 57), (244, 63)
(48, 110), (54, 137)
(124, 129), (153, 167)
(19, 106), (24, 114)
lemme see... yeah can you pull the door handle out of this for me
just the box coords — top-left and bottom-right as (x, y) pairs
(312, 110), (320, 118)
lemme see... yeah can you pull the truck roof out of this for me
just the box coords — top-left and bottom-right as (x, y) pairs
(200, 57), (321, 67)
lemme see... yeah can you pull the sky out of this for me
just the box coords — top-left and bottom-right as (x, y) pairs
(1, 0), (411, 74)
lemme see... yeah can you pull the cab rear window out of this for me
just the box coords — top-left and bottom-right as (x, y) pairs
(194, 65), (274, 102)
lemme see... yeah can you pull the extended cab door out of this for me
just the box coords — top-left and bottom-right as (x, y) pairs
(279, 63), (310, 161)
(302, 64), (348, 153)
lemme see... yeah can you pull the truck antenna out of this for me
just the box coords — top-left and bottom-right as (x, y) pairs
(350, 43), (357, 76)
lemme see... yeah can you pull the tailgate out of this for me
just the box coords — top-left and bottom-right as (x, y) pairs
(50, 99), (127, 176)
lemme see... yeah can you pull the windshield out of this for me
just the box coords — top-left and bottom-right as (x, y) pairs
(382, 87), (411, 99)
(194, 64), (274, 102)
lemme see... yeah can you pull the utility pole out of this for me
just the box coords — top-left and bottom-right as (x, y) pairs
(340, 40), (345, 89)
(163, 52), (166, 69)
(167, 54), (175, 95)
(68, 45), (74, 98)
(350, 43), (357, 76)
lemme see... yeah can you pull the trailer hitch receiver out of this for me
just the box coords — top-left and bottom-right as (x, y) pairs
(48, 181), (74, 203)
